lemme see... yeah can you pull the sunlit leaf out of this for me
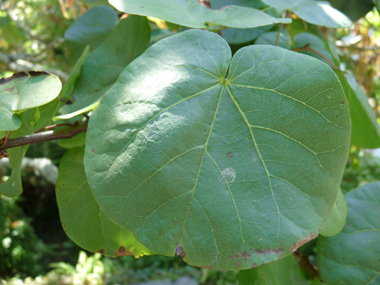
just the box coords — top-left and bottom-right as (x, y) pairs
(0, 71), (62, 131)
(261, 0), (352, 28)
(85, 29), (350, 270)
(109, 0), (291, 29)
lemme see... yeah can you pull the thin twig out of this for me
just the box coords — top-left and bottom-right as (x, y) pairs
(82, 113), (90, 120)
(0, 124), (87, 151)
(34, 123), (73, 134)
(4, 131), (12, 148)
(292, 44), (341, 71)
(275, 24), (283, 46)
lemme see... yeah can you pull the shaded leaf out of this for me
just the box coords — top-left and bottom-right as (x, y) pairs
(59, 15), (151, 119)
(328, 0), (374, 22)
(255, 30), (290, 48)
(320, 188), (347, 237)
(64, 6), (118, 63)
(56, 147), (153, 257)
(0, 71), (62, 131)
(262, 0), (352, 28)
(238, 253), (312, 285)
(317, 182), (380, 284)
(85, 29), (350, 270)
(109, 0), (291, 29)
(337, 71), (380, 149)
(58, 132), (86, 149)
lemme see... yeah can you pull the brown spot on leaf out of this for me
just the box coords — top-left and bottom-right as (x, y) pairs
(140, 6), (144, 8)
(231, 254), (239, 259)
(201, 265), (212, 269)
(116, 245), (134, 257)
(236, 261), (241, 267)
(240, 251), (251, 261)
(62, 183), (65, 187)
(0, 149), (10, 159)
(90, 149), (94, 153)
(342, 257), (345, 260)
(29, 71), (48, 77)
(6, 86), (14, 92)
(227, 152), (233, 157)
(291, 233), (316, 252)
(99, 249), (105, 254)
(342, 101), (345, 105)
(252, 263), (258, 267)
(254, 248), (284, 255)
(175, 246), (186, 258)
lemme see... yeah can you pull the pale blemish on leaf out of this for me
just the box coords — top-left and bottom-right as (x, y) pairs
(221, 167), (236, 183)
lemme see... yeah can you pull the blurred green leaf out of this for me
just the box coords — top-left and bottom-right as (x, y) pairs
(328, 0), (374, 22)
(337, 71), (380, 149)
(255, 29), (290, 48)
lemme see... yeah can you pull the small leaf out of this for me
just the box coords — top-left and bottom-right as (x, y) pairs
(60, 46), (91, 101)
(64, 6), (118, 63)
(85, 29), (350, 270)
(337, 71), (380, 149)
(0, 109), (39, 197)
(317, 182), (380, 284)
(0, 71), (62, 131)
(261, 0), (352, 28)
(58, 132), (86, 149)
(56, 147), (154, 257)
(59, 15), (151, 119)
(320, 188), (347, 237)
(255, 30), (290, 48)
(109, 0), (291, 29)
(239, 253), (313, 285)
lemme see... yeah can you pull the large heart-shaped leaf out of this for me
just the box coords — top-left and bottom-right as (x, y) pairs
(85, 29), (350, 270)
(56, 147), (153, 257)
(261, 0), (352, 28)
(0, 71), (62, 131)
(317, 182), (380, 284)
(59, 15), (151, 119)
(337, 71), (380, 149)
(109, 0), (291, 29)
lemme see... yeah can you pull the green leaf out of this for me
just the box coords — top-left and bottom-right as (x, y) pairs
(0, 71), (62, 131)
(328, 0), (374, 22)
(60, 46), (91, 101)
(255, 30), (291, 48)
(320, 188), (347, 237)
(56, 147), (153, 257)
(64, 6), (118, 63)
(85, 29), (350, 270)
(58, 132), (86, 149)
(238, 254), (312, 285)
(34, 99), (63, 131)
(0, 109), (39, 197)
(337, 71), (380, 149)
(59, 15), (151, 119)
(294, 33), (334, 67)
(109, 0), (291, 29)
(210, 0), (273, 44)
(261, 0), (352, 28)
(317, 182), (380, 284)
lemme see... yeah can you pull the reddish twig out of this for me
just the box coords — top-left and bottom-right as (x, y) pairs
(34, 123), (73, 134)
(292, 44), (341, 71)
(4, 131), (12, 148)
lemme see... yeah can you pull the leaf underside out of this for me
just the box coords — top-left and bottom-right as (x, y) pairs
(85, 29), (350, 270)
